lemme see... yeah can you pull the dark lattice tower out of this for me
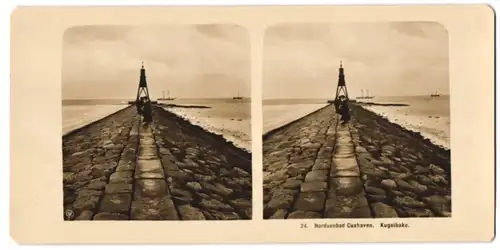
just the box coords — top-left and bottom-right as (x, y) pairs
(136, 61), (150, 102)
(335, 60), (349, 100)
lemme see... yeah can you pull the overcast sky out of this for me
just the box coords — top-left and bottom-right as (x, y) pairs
(263, 22), (449, 99)
(62, 25), (250, 99)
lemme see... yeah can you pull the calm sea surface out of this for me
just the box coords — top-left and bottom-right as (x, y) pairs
(262, 96), (450, 148)
(358, 95), (450, 117)
(62, 98), (250, 135)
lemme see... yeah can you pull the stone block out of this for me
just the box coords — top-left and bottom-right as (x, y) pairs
(99, 193), (132, 213)
(135, 159), (165, 179)
(93, 212), (129, 220)
(105, 183), (133, 194)
(134, 179), (168, 198)
(178, 204), (206, 220)
(371, 202), (399, 218)
(287, 210), (322, 219)
(300, 182), (328, 192)
(131, 196), (179, 220)
(304, 170), (329, 182)
(294, 192), (326, 212)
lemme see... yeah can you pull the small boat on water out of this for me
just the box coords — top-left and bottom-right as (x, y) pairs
(233, 92), (243, 100)
(355, 89), (375, 100)
(431, 90), (441, 97)
(430, 90), (441, 97)
(158, 90), (176, 101)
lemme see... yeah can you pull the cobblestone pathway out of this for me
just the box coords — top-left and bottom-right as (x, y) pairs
(263, 104), (451, 219)
(63, 105), (252, 220)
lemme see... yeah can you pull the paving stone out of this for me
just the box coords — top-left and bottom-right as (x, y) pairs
(269, 209), (288, 219)
(210, 211), (240, 220)
(287, 210), (322, 219)
(324, 193), (371, 218)
(131, 196), (179, 220)
(304, 170), (329, 182)
(408, 180), (429, 195)
(229, 198), (252, 209)
(178, 204), (206, 220)
(422, 195), (451, 216)
(265, 189), (297, 216)
(77, 189), (102, 198)
(333, 168), (360, 177)
(393, 196), (427, 208)
(287, 161), (314, 176)
(116, 159), (135, 172)
(134, 179), (168, 198)
(371, 202), (399, 218)
(333, 177), (363, 196)
(93, 212), (129, 220)
(135, 159), (165, 179)
(395, 179), (414, 191)
(99, 193), (132, 213)
(404, 207), (435, 217)
(283, 179), (303, 189)
(74, 210), (94, 220)
(186, 182), (202, 191)
(72, 195), (100, 213)
(381, 179), (398, 189)
(199, 198), (234, 212)
(263, 169), (288, 184)
(335, 144), (355, 158)
(109, 171), (134, 184)
(365, 186), (386, 196)
(105, 183), (133, 194)
(86, 180), (107, 190)
(170, 187), (193, 204)
(311, 159), (331, 170)
(300, 181), (328, 192)
(294, 192), (326, 212)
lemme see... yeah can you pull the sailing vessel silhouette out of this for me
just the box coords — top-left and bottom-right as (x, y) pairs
(355, 89), (374, 99)
(158, 90), (176, 101)
(233, 92), (243, 100)
(430, 90), (441, 97)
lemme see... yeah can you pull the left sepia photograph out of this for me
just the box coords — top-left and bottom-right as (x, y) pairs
(61, 25), (252, 221)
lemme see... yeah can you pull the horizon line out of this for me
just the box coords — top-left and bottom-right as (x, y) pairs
(262, 94), (450, 100)
(62, 97), (252, 100)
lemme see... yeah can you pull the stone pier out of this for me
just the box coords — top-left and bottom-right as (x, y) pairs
(263, 104), (451, 219)
(63, 105), (252, 220)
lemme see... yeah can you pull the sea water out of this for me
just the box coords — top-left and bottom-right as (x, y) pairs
(262, 96), (450, 149)
(262, 99), (328, 135)
(358, 95), (450, 149)
(62, 99), (252, 152)
(162, 98), (251, 152)
(62, 99), (129, 135)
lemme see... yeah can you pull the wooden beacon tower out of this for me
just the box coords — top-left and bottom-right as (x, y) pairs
(333, 61), (349, 113)
(128, 62), (157, 105)
(335, 60), (348, 100)
(136, 62), (150, 102)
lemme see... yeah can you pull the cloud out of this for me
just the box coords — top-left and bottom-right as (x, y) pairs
(62, 24), (250, 99)
(264, 22), (449, 99)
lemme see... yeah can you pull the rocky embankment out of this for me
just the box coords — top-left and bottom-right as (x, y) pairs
(349, 104), (451, 217)
(62, 105), (252, 220)
(262, 104), (451, 219)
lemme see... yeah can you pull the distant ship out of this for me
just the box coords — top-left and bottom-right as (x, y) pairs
(157, 90), (176, 101)
(355, 89), (374, 100)
(233, 92), (243, 100)
(430, 90), (441, 97)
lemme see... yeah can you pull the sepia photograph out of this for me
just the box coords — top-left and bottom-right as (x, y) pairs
(10, 5), (494, 244)
(61, 24), (252, 220)
(263, 22), (451, 219)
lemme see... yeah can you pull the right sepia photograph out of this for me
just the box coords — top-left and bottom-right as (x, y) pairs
(262, 22), (451, 219)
